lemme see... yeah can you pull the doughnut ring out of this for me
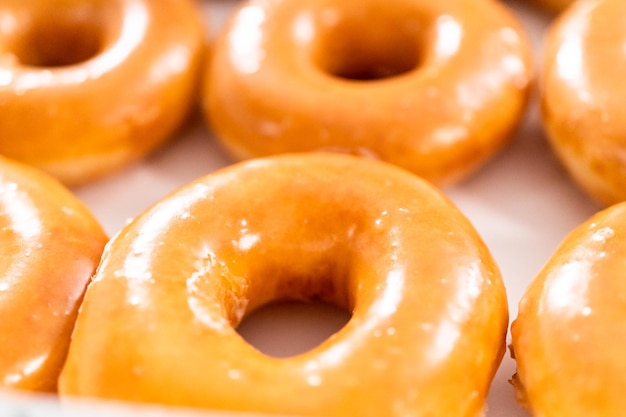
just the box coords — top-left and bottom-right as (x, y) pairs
(0, 0), (205, 185)
(204, 0), (533, 185)
(60, 153), (509, 416)
(512, 201), (626, 416)
(541, 0), (626, 206)
(0, 156), (107, 392)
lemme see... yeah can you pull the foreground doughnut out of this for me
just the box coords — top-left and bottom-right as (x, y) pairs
(511, 202), (626, 416)
(0, 0), (204, 185)
(205, 0), (533, 185)
(0, 156), (108, 392)
(60, 153), (508, 416)
(541, 0), (626, 206)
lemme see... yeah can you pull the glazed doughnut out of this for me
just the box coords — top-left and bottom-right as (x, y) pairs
(511, 202), (626, 416)
(204, 0), (533, 185)
(0, 156), (107, 392)
(59, 153), (509, 416)
(0, 0), (204, 185)
(541, 0), (626, 206)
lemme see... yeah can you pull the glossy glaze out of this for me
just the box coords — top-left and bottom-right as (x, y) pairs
(511, 202), (626, 416)
(204, 0), (533, 185)
(60, 153), (508, 417)
(541, 0), (626, 206)
(0, 156), (108, 392)
(0, 0), (204, 185)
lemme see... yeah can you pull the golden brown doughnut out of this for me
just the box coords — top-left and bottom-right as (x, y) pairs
(59, 153), (508, 416)
(0, 156), (107, 392)
(0, 0), (205, 185)
(511, 202), (626, 416)
(204, 0), (533, 185)
(541, 0), (626, 206)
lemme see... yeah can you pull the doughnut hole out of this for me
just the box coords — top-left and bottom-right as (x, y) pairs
(6, 4), (114, 68)
(233, 257), (354, 358)
(16, 22), (103, 67)
(237, 300), (351, 358)
(313, 7), (427, 81)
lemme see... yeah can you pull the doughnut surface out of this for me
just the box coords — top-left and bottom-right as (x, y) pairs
(60, 153), (508, 417)
(541, 0), (626, 206)
(205, 0), (533, 185)
(511, 202), (626, 416)
(0, 156), (108, 392)
(0, 0), (204, 185)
